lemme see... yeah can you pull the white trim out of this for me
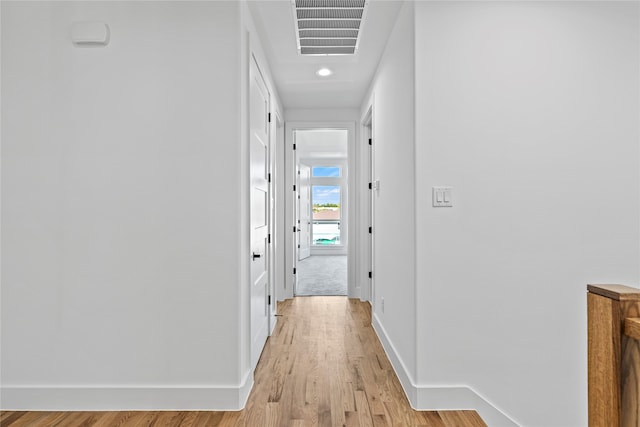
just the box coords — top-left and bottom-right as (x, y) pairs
(1, 375), (254, 411)
(372, 314), (520, 427)
(359, 104), (373, 303)
(415, 388), (520, 427)
(238, 369), (255, 410)
(371, 312), (416, 404)
(274, 111), (287, 303)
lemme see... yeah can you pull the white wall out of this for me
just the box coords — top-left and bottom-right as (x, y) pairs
(360, 0), (417, 400)
(414, 2), (640, 426)
(285, 109), (359, 123)
(1, 1), (250, 410)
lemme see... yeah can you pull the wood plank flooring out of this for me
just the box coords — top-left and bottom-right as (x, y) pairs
(1, 297), (486, 427)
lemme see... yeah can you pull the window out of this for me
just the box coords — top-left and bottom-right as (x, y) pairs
(312, 185), (341, 245)
(312, 166), (341, 178)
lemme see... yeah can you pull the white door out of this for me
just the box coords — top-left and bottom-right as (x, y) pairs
(298, 164), (311, 260)
(250, 56), (270, 369)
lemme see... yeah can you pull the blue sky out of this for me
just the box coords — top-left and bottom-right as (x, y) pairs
(313, 186), (340, 205)
(312, 166), (340, 178)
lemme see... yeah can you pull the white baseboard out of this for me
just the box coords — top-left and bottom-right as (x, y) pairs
(371, 313), (417, 404)
(415, 386), (520, 426)
(1, 373), (254, 411)
(371, 313), (519, 427)
(238, 369), (255, 410)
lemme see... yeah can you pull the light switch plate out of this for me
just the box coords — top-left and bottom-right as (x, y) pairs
(432, 186), (453, 207)
(71, 22), (110, 45)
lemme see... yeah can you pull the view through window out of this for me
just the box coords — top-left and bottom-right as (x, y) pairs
(312, 172), (341, 245)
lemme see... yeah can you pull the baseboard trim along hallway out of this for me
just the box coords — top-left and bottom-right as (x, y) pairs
(1, 382), (253, 412)
(1, 297), (489, 426)
(372, 313), (520, 427)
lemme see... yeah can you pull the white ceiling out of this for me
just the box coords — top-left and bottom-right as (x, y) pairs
(247, 0), (403, 109)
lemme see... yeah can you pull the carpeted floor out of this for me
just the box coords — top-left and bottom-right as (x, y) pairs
(296, 255), (347, 296)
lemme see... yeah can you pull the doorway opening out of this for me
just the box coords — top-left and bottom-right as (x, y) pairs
(287, 126), (354, 297)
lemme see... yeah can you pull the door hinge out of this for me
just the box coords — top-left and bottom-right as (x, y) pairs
(369, 271), (372, 279)
(368, 226), (372, 234)
(293, 226), (297, 233)
(368, 182), (372, 190)
(293, 143), (297, 150)
(368, 138), (372, 146)
(268, 295), (271, 305)
(268, 234), (271, 244)
(293, 268), (297, 275)
(268, 173), (271, 183)
(297, 244), (300, 248)
(293, 184), (296, 192)
(268, 113), (271, 123)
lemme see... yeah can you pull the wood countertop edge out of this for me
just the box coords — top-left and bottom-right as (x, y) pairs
(588, 284), (640, 301)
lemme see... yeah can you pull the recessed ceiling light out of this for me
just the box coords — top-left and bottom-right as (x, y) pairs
(316, 68), (332, 77)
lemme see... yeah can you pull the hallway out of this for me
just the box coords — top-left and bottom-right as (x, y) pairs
(239, 297), (486, 426)
(2, 298), (485, 427)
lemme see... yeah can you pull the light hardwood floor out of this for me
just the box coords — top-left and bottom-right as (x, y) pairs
(1, 297), (486, 427)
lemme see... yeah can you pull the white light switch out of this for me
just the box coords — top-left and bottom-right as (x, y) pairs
(432, 186), (453, 207)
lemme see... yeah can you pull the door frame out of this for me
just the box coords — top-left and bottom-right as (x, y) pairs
(267, 110), (283, 335)
(272, 111), (285, 321)
(249, 53), (271, 370)
(297, 163), (312, 260)
(284, 122), (356, 299)
(361, 107), (374, 305)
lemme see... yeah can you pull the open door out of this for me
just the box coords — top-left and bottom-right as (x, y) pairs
(249, 56), (270, 369)
(298, 164), (311, 260)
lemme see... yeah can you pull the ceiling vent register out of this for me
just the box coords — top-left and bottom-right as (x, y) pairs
(293, 0), (368, 56)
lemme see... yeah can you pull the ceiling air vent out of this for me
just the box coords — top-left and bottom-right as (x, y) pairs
(293, 0), (368, 56)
